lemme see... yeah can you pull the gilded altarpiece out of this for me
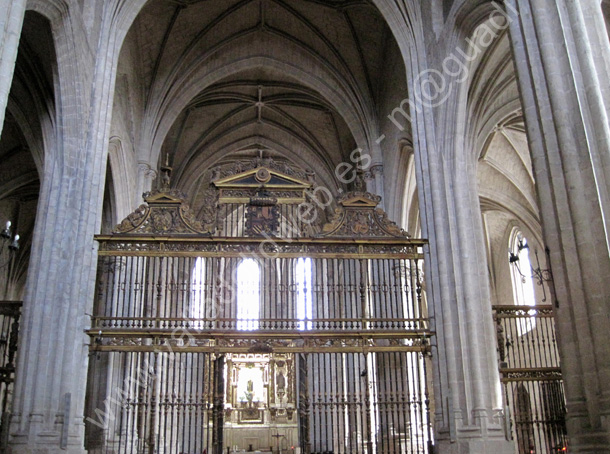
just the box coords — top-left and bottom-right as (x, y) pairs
(223, 353), (297, 451)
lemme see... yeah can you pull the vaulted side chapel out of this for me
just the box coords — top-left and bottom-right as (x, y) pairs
(1, 1), (610, 453)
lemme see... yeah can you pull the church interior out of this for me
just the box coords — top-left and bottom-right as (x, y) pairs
(0, 0), (610, 453)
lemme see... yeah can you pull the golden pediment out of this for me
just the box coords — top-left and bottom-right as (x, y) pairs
(112, 188), (210, 235)
(213, 167), (312, 190)
(143, 190), (184, 204)
(339, 194), (380, 208)
(214, 167), (312, 204)
(320, 191), (409, 238)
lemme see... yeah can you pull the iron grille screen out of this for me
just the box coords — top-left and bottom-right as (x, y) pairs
(91, 251), (428, 333)
(86, 164), (433, 453)
(494, 306), (567, 453)
(85, 350), (432, 454)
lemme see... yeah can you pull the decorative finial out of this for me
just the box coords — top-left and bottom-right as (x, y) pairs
(159, 154), (172, 191)
(306, 169), (315, 183)
(353, 167), (366, 191)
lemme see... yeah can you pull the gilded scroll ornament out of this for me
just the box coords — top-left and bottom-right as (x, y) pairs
(319, 191), (410, 238)
(113, 189), (210, 235)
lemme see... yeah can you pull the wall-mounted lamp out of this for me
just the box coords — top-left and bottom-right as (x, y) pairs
(1, 220), (20, 268)
(509, 239), (553, 302)
(508, 237), (528, 265)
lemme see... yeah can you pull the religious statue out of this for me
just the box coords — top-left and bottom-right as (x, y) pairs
(244, 379), (254, 403)
(276, 372), (285, 391)
(210, 166), (221, 181)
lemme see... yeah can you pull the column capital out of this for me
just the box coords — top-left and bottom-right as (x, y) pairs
(363, 164), (383, 181)
(137, 161), (157, 179)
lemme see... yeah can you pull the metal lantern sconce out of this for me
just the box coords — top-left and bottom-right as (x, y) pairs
(1, 220), (20, 269)
(509, 237), (553, 303)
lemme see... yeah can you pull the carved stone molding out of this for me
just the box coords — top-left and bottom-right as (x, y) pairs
(363, 164), (383, 181)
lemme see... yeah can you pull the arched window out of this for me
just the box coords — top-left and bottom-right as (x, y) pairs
(296, 257), (313, 330)
(509, 231), (536, 335)
(191, 257), (206, 328)
(237, 258), (260, 330)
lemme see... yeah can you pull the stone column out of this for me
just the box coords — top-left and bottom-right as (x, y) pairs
(562, 0), (610, 245)
(507, 0), (610, 451)
(0, 0), (26, 137)
(136, 161), (157, 206)
(364, 164), (384, 199)
(402, 37), (514, 454)
(415, 146), (514, 454)
(371, 164), (385, 202)
(577, 0), (610, 122)
(8, 5), (124, 454)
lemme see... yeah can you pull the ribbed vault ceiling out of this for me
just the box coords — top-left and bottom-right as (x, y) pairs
(165, 70), (353, 194)
(122, 0), (397, 203)
(466, 26), (541, 273)
(0, 12), (50, 294)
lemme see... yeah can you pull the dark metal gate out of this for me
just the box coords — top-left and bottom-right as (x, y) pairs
(301, 351), (431, 454)
(213, 355), (225, 454)
(86, 351), (218, 454)
(297, 353), (310, 454)
(0, 300), (21, 447)
(493, 305), (568, 453)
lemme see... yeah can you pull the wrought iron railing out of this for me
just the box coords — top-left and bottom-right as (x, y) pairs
(91, 237), (429, 336)
(493, 305), (567, 454)
(0, 301), (21, 447)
